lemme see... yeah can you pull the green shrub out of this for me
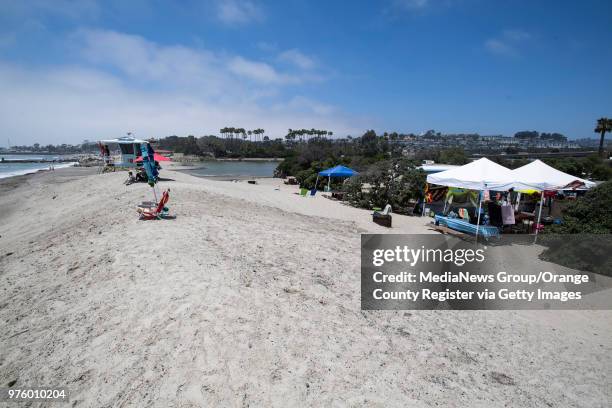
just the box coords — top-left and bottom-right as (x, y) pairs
(344, 158), (426, 213)
(539, 181), (612, 276)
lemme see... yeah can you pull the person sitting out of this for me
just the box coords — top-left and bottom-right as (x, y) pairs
(124, 171), (137, 185)
(135, 168), (148, 182)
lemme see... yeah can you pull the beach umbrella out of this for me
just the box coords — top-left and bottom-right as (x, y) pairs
(139, 143), (160, 204)
(135, 153), (171, 162)
(139, 144), (159, 182)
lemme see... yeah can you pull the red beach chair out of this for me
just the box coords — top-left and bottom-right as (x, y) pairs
(138, 189), (171, 220)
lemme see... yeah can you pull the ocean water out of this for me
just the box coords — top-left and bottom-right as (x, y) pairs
(0, 154), (76, 179)
(184, 161), (279, 177)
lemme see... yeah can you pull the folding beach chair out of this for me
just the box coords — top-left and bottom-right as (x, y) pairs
(138, 189), (171, 220)
(299, 188), (308, 197)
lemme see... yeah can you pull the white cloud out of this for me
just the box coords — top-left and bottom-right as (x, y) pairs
(484, 39), (516, 57)
(485, 29), (531, 57)
(391, 0), (430, 10)
(228, 56), (297, 84)
(216, 0), (263, 24)
(77, 29), (230, 95)
(282, 96), (335, 116)
(277, 49), (315, 70)
(502, 29), (531, 42)
(0, 30), (360, 145)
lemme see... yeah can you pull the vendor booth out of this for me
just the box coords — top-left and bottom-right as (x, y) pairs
(424, 158), (595, 241)
(510, 160), (596, 235)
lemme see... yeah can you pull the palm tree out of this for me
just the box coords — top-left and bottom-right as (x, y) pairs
(595, 118), (611, 157)
(248, 130), (253, 142)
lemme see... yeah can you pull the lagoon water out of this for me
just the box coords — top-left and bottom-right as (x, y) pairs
(182, 161), (279, 178)
(0, 155), (280, 179)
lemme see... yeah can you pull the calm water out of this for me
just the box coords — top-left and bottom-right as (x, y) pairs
(0, 154), (76, 179)
(183, 161), (279, 177)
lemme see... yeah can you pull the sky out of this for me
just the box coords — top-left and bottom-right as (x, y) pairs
(0, 0), (611, 145)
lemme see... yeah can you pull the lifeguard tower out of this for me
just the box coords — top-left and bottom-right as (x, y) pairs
(98, 137), (149, 168)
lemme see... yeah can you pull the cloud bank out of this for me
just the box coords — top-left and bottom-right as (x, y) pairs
(1, 29), (361, 145)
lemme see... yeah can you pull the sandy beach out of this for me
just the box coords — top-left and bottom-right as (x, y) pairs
(1, 166), (611, 407)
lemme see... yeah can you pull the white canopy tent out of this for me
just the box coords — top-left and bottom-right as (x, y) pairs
(511, 159), (596, 236)
(425, 158), (533, 241)
(426, 157), (537, 191)
(425, 158), (596, 239)
(511, 159), (596, 190)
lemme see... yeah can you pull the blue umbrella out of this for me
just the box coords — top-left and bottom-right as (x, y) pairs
(140, 143), (159, 185)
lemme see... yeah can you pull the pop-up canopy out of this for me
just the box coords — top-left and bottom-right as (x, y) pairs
(511, 159), (595, 191)
(316, 165), (357, 191)
(426, 157), (534, 191)
(318, 165), (358, 177)
(426, 158), (537, 241)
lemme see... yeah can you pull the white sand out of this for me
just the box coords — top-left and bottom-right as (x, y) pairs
(0, 167), (610, 407)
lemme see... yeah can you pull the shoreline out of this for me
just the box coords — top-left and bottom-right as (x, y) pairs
(0, 166), (99, 194)
(0, 161), (80, 180)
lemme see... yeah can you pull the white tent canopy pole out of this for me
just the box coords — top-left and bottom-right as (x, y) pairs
(475, 191), (482, 244)
(535, 191), (544, 236)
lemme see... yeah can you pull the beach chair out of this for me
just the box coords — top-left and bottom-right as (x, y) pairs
(372, 204), (392, 227)
(309, 188), (317, 197)
(299, 188), (308, 197)
(138, 189), (171, 220)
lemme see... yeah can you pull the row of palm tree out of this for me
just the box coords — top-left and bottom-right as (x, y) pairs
(220, 127), (266, 143)
(285, 128), (333, 143)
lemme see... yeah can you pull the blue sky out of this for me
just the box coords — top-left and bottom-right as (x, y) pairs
(1, 0), (611, 145)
